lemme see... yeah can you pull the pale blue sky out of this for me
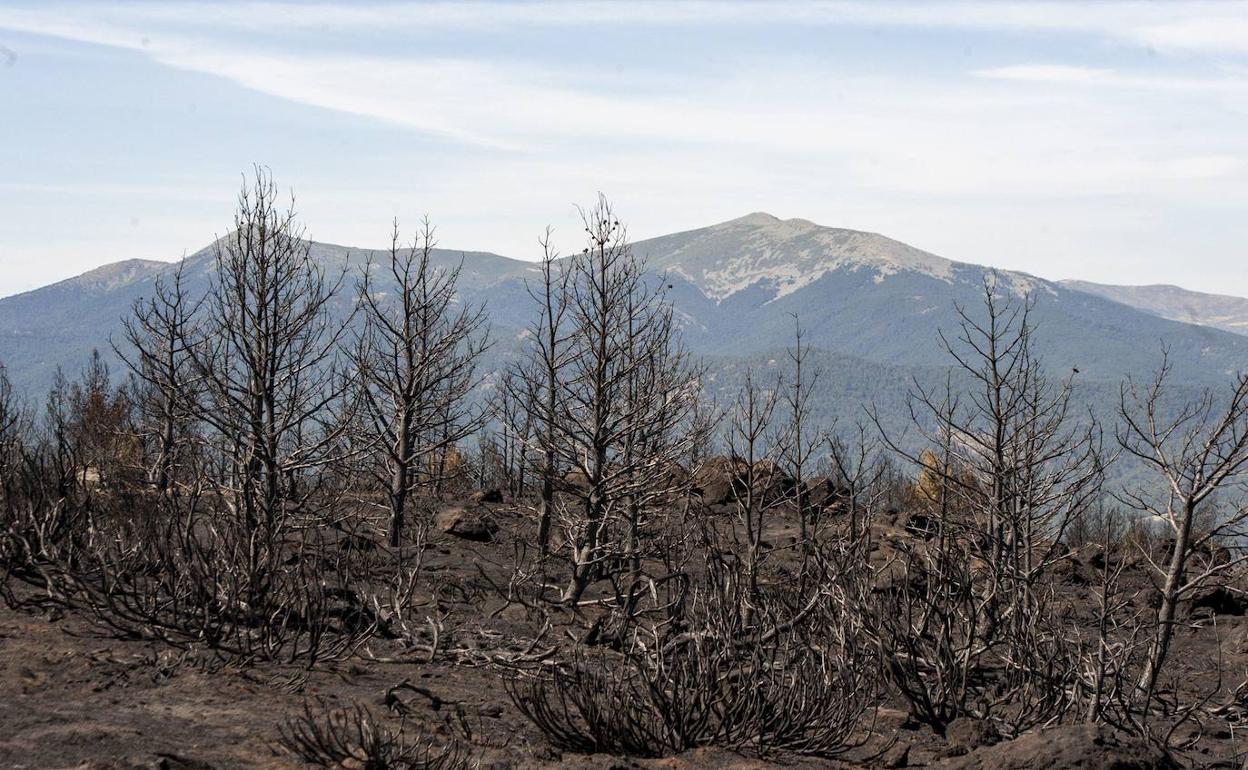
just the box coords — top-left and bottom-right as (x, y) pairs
(2, 1), (1247, 297)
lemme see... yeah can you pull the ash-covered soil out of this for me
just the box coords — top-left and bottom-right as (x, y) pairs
(1, 496), (1245, 770)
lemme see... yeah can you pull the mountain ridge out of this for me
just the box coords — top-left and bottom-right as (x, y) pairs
(1060, 279), (1248, 336)
(3, 213), (1247, 403)
(639, 212), (958, 302)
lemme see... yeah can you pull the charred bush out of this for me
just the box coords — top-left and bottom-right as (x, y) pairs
(279, 699), (471, 770)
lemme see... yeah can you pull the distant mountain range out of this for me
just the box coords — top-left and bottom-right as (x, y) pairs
(1060, 280), (1248, 336)
(3, 215), (1247, 445)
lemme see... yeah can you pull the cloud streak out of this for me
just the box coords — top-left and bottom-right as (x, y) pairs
(1, 1), (1247, 296)
(2, 3), (1244, 194)
(8, 1), (1248, 51)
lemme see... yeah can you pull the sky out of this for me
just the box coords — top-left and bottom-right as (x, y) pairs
(1, 1), (1248, 298)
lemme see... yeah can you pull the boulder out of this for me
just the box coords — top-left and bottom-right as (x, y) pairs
(934, 724), (1179, 770)
(802, 475), (844, 511)
(691, 456), (743, 506)
(562, 469), (591, 492)
(945, 717), (1000, 754)
(751, 459), (798, 501)
(691, 456), (797, 507)
(435, 506), (497, 542)
(1188, 584), (1248, 617)
(472, 487), (504, 504)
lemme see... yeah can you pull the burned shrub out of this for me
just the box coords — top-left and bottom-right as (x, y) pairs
(510, 537), (880, 759)
(279, 699), (471, 770)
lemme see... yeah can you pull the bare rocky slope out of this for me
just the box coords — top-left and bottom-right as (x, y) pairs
(1062, 279), (1248, 336)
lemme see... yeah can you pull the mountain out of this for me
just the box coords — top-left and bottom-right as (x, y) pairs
(3, 214), (1247, 409)
(1061, 280), (1248, 336)
(641, 212), (956, 301)
(0, 241), (539, 397)
(630, 214), (1248, 385)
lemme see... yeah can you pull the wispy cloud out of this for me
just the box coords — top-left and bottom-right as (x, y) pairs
(2, 3), (1244, 195)
(8, 2), (1248, 48)
(2, 1), (1247, 296)
(974, 63), (1248, 93)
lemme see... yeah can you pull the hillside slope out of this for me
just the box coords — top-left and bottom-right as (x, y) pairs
(1062, 279), (1248, 336)
(2, 215), (1246, 402)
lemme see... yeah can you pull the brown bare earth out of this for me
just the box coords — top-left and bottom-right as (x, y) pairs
(0, 500), (835, 770)
(2, 492), (1247, 770)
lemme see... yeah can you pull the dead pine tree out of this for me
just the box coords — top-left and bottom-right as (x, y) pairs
(505, 228), (572, 556)
(605, 279), (703, 640)
(488, 374), (533, 500)
(725, 366), (786, 608)
(871, 275), (1103, 733)
(0, 363), (26, 510)
(1116, 353), (1248, 704)
(114, 259), (201, 496)
(524, 195), (700, 607)
(825, 420), (890, 541)
(349, 217), (489, 547)
(779, 315), (822, 582)
(880, 276), (1101, 609)
(186, 166), (355, 554)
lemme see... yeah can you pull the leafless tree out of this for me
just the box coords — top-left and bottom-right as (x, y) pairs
(870, 276), (1103, 733)
(186, 166), (355, 536)
(879, 276), (1102, 603)
(0, 364), (24, 483)
(724, 366), (787, 605)
(825, 420), (890, 539)
(504, 228), (572, 555)
(115, 259), (201, 494)
(350, 218), (489, 546)
(779, 317), (822, 578)
(487, 370), (533, 499)
(0, 363), (31, 587)
(520, 195), (700, 607)
(1116, 354), (1248, 702)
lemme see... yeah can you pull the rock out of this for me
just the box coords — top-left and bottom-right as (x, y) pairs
(934, 724), (1179, 770)
(662, 460), (691, 489)
(691, 456), (797, 507)
(803, 475), (844, 511)
(945, 717), (1000, 754)
(435, 506), (497, 542)
(881, 742), (911, 768)
(562, 470), (591, 491)
(472, 487), (504, 504)
(751, 459), (798, 501)
(878, 508), (934, 538)
(1188, 584), (1248, 617)
(1223, 618), (1248, 654)
(691, 456), (742, 506)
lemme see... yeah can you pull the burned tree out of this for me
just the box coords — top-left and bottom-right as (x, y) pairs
(781, 317), (822, 554)
(115, 259), (201, 495)
(510, 196), (700, 607)
(871, 276), (1103, 733)
(1116, 355), (1248, 703)
(187, 167), (354, 532)
(350, 218), (489, 546)
(724, 366), (786, 605)
(505, 229), (572, 555)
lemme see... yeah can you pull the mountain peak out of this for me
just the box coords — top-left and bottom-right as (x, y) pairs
(641, 213), (956, 302)
(722, 212), (783, 227)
